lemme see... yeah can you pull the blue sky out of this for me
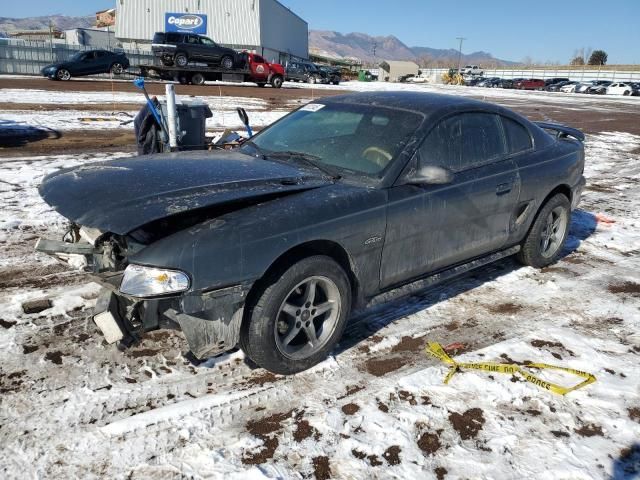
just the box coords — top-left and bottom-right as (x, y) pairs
(4, 0), (639, 64)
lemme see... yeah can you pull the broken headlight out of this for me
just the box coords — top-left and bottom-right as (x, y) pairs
(119, 264), (190, 297)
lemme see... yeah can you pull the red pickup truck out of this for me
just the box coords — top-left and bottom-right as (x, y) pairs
(514, 78), (545, 90)
(138, 51), (286, 88)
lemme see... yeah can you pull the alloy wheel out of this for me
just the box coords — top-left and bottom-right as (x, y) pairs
(57, 69), (71, 81)
(540, 206), (568, 258)
(274, 276), (341, 360)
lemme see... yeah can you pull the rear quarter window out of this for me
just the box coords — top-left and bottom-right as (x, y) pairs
(166, 33), (182, 43)
(502, 117), (533, 154)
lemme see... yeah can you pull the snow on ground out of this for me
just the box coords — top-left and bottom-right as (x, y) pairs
(0, 130), (638, 479)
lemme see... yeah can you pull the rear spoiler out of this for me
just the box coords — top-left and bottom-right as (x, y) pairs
(534, 121), (585, 142)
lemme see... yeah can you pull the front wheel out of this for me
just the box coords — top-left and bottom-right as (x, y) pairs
(270, 75), (283, 88)
(110, 63), (124, 75)
(517, 194), (571, 268)
(56, 69), (71, 81)
(174, 53), (189, 68)
(240, 256), (352, 375)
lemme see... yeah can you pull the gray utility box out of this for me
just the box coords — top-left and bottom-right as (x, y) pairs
(159, 98), (213, 150)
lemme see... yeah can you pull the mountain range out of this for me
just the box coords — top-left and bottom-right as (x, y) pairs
(0, 15), (515, 66)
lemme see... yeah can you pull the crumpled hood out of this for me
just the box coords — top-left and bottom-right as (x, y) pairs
(39, 150), (331, 234)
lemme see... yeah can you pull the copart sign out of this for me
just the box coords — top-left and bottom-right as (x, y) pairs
(165, 13), (207, 34)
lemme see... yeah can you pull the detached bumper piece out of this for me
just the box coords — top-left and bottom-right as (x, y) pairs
(166, 284), (250, 359)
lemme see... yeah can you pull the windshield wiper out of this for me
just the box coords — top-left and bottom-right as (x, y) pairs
(267, 151), (341, 180)
(242, 140), (267, 159)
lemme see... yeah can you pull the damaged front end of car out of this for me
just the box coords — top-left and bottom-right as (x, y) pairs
(36, 225), (250, 359)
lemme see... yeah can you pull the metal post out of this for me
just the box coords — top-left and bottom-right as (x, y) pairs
(456, 37), (466, 73)
(166, 84), (179, 150)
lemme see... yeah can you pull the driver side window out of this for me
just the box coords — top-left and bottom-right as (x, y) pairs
(419, 115), (463, 170)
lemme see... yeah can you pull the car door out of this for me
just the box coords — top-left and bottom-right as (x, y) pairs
(380, 112), (521, 288)
(250, 54), (269, 81)
(74, 51), (97, 75)
(92, 51), (111, 74)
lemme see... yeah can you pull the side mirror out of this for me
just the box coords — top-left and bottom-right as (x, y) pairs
(406, 165), (454, 185)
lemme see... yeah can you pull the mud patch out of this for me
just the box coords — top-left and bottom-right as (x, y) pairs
(574, 423), (603, 437)
(337, 384), (364, 399)
(629, 407), (640, 423)
(417, 431), (442, 455)
(44, 351), (64, 365)
(342, 403), (360, 415)
(312, 456), (331, 480)
(0, 319), (17, 329)
(489, 302), (523, 314)
(245, 371), (280, 387)
(242, 410), (293, 465)
(398, 390), (417, 405)
(434, 467), (448, 480)
(530, 339), (575, 356)
(551, 430), (570, 438)
(293, 411), (320, 442)
(608, 281), (640, 296)
(383, 445), (401, 465)
(363, 356), (405, 377)
(391, 335), (426, 353)
(449, 408), (485, 440)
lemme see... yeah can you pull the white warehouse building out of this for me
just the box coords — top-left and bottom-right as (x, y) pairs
(115, 0), (309, 62)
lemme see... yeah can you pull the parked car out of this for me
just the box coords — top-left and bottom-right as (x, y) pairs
(606, 82), (640, 96)
(514, 78), (545, 90)
(285, 61), (326, 84)
(152, 32), (237, 69)
(586, 81), (612, 95)
(544, 77), (570, 86)
(316, 65), (341, 85)
(41, 49), (129, 81)
(575, 81), (597, 93)
(496, 78), (514, 89)
(478, 77), (502, 88)
(464, 76), (485, 86)
(560, 82), (580, 93)
(546, 80), (575, 92)
(37, 92), (585, 374)
(461, 65), (484, 76)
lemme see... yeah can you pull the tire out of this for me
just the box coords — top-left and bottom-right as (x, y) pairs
(516, 194), (571, 268)
(110, 63), (124, 75)
(307, 75), (317, 84)
(332, 81), (340, 85)
(240, 255), (352, 375)
(623, 90), (630, 96)
(220, 55), (234, 70)
(174, 53), (188, 68)
(270, 75), (283, 88)
(56, 69), (71, 81)
(191, 73), (205, 86)
(161, 57), (174, 67)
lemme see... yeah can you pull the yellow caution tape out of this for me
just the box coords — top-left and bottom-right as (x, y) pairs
(426, 342), (596, 396)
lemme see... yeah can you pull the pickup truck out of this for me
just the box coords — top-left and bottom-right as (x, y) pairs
(138, 51), (285, 88)
(461, 65), (484, 76)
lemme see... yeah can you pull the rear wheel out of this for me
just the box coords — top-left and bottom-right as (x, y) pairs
(623, 90), (630, 96)
(307, 75), (317, 84)
(56, 69), (71, 81)
(174, 53), (188, 68)
(240, 256), (351, 374)
(220, 55), (234, 70)
(517, 194), (571, 268)
(191, 73), (205, 86)
(270, 75), (283, 88)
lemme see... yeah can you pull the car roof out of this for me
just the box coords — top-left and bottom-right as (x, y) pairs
(320, 91), (507, 117)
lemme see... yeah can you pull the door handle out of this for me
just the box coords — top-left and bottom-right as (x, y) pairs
(496, 183), (512, 195)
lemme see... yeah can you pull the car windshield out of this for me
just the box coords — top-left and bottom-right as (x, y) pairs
(242, 103), (423, 179)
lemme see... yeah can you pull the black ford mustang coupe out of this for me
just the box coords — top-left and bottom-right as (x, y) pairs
(37, 92), (585, 374)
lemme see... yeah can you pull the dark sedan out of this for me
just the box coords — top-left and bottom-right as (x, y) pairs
(41, 49), (129, 81)
(36, 92), (585, 374)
